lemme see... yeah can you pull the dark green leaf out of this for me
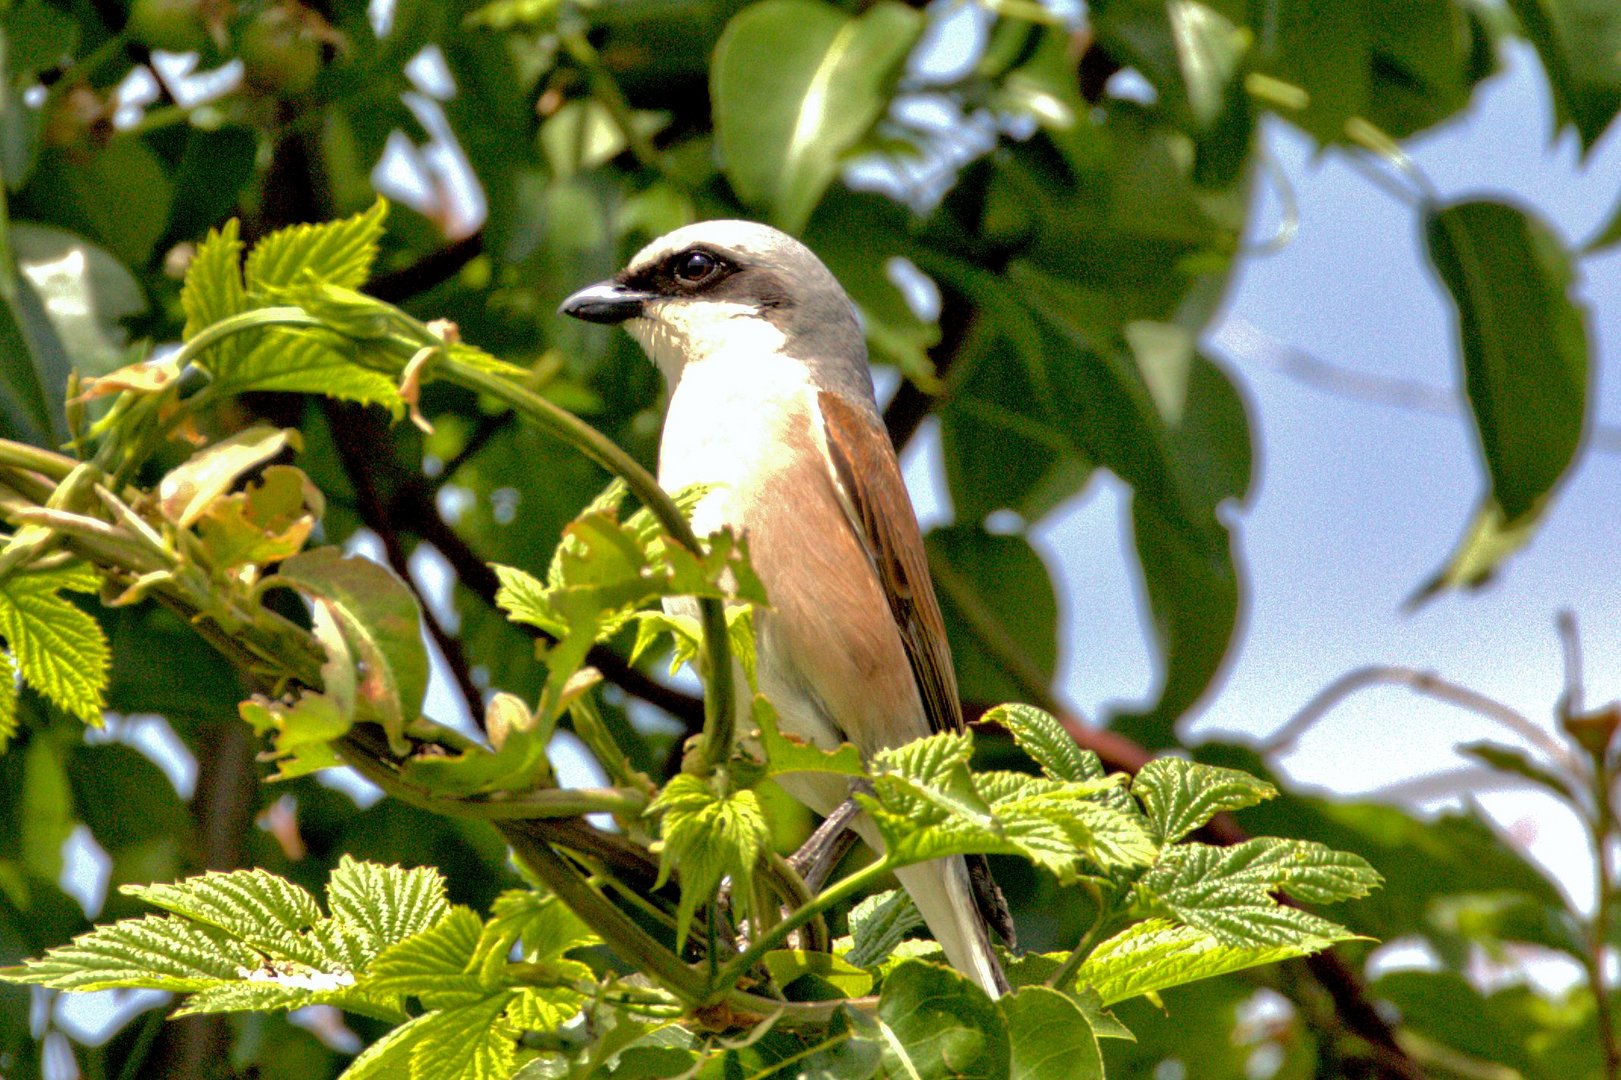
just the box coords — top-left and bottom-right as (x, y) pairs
(1505, 0), (1621, 152)
(877, 960), (1010, 1080)
(926, 525), (1057, 706)
(1420, 200), (1589, 594)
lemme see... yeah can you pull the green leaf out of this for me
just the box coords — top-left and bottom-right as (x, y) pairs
(21, 733), (71, 881)
(122, 868), (325, 965)
(1254, 0), (1370, 143)
(926, 526), (1059, 707)
(245, 197), (389, 293)
(648, 773), (770, 951)
(860, 734), (1155, 879)
(877, 960), (1010, 1080)
(180, 218), (247, 370)
(401, 692), (556, 795)
(1459, 741), (1578, 803)
(0, 650), (16, 752)
(1140, 837), (1381, 947)
(0, 563), (108, 726)
(712, 0), (923, 233)
(2, 1), (78, 79)
(325, 855), (451, 963)
(1504, 0), (1621, 152)
(273, 548), (430, 750)
(208, 330), (405, 411)
(1132, 758), (1276, 843)
(195, 464), (322, 571)
(984, 703), (1100, 784)
(367, 905), (486, 1006)
(1419, 200), (1589, 596)
(12, 223), (146, 375)
(29, 140), (174, 266)
(845, 888), (923, 969)
(1074, 917), (1352, 1007)
(999, 985), (1103, 1080)
(762, 950), (873, 997)
(751, 692), (865, 780)
(0, 914), (262, 992)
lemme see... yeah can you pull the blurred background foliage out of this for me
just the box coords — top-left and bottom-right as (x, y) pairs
(0, 0), (1617, 1076)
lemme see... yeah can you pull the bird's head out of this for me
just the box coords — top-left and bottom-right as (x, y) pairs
(559, 220), (868, 395)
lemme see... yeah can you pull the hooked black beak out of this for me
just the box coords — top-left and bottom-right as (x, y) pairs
(558, 281), (655, 324)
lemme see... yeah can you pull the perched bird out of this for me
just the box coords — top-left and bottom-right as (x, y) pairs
(560, 220), (1011, 996)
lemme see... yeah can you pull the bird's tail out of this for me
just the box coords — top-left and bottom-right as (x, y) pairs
(892, 855), (1010, 998)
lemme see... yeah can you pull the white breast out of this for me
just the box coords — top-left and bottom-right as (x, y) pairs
(652, 333), (820, 537)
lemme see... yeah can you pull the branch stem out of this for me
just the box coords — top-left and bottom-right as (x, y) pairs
(433, 356), (737, 776)
(711, 857), (895, 999)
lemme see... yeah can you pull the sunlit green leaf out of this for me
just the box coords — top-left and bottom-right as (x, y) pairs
(712, 0), (923, 233)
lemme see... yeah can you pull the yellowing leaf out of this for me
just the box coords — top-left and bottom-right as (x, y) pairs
(158, 425), (300, 528)
(195, 464), (322, 571)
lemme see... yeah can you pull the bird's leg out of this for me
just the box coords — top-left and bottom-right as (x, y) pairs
(789, 780), (874, 892)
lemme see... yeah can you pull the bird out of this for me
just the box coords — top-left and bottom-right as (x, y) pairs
(559, 220), (1011, 997)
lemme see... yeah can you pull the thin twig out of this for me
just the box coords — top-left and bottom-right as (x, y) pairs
(1260, 663), (1578, 772)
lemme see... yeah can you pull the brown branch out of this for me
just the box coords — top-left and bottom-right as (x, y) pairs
(370, 232), (486, 304)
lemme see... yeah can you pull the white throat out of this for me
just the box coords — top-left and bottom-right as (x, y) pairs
(627, 301), (793, 394)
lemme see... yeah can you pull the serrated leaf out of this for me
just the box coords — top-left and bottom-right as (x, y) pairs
(326, 856), (450, 963)
(0, 564), (108, 726)
(1140, 838), (1380, 947)
(649, 773), (769, 951)
(484, 889), (599, 966)
(409, 994), (521, 1080)
(0, 915), (260, 992)
(985, 703), (1100, 783)
(181, 218), (246, 370)
(122, 868), (325, 965)
(1132, 758), (1276, 843)
(999, 985), (1103, 1080)
(158, 425), (300, 529)
(274, 549), (429, 750)
(368, 905), (486, 1006)
(859, 735), (1154, 880)
(0, 651), (17, 752)
(245, 198), (389, 293)
(845, 888), (924, 969)
(206, 331), (405, 413)
(492, 563), (561, 635)
(1075, 917), (1353, 1006)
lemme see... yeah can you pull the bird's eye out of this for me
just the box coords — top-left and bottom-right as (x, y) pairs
(672, 250), (720, 285)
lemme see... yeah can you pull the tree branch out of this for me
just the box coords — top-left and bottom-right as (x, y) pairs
(370, 233), (486, 304)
